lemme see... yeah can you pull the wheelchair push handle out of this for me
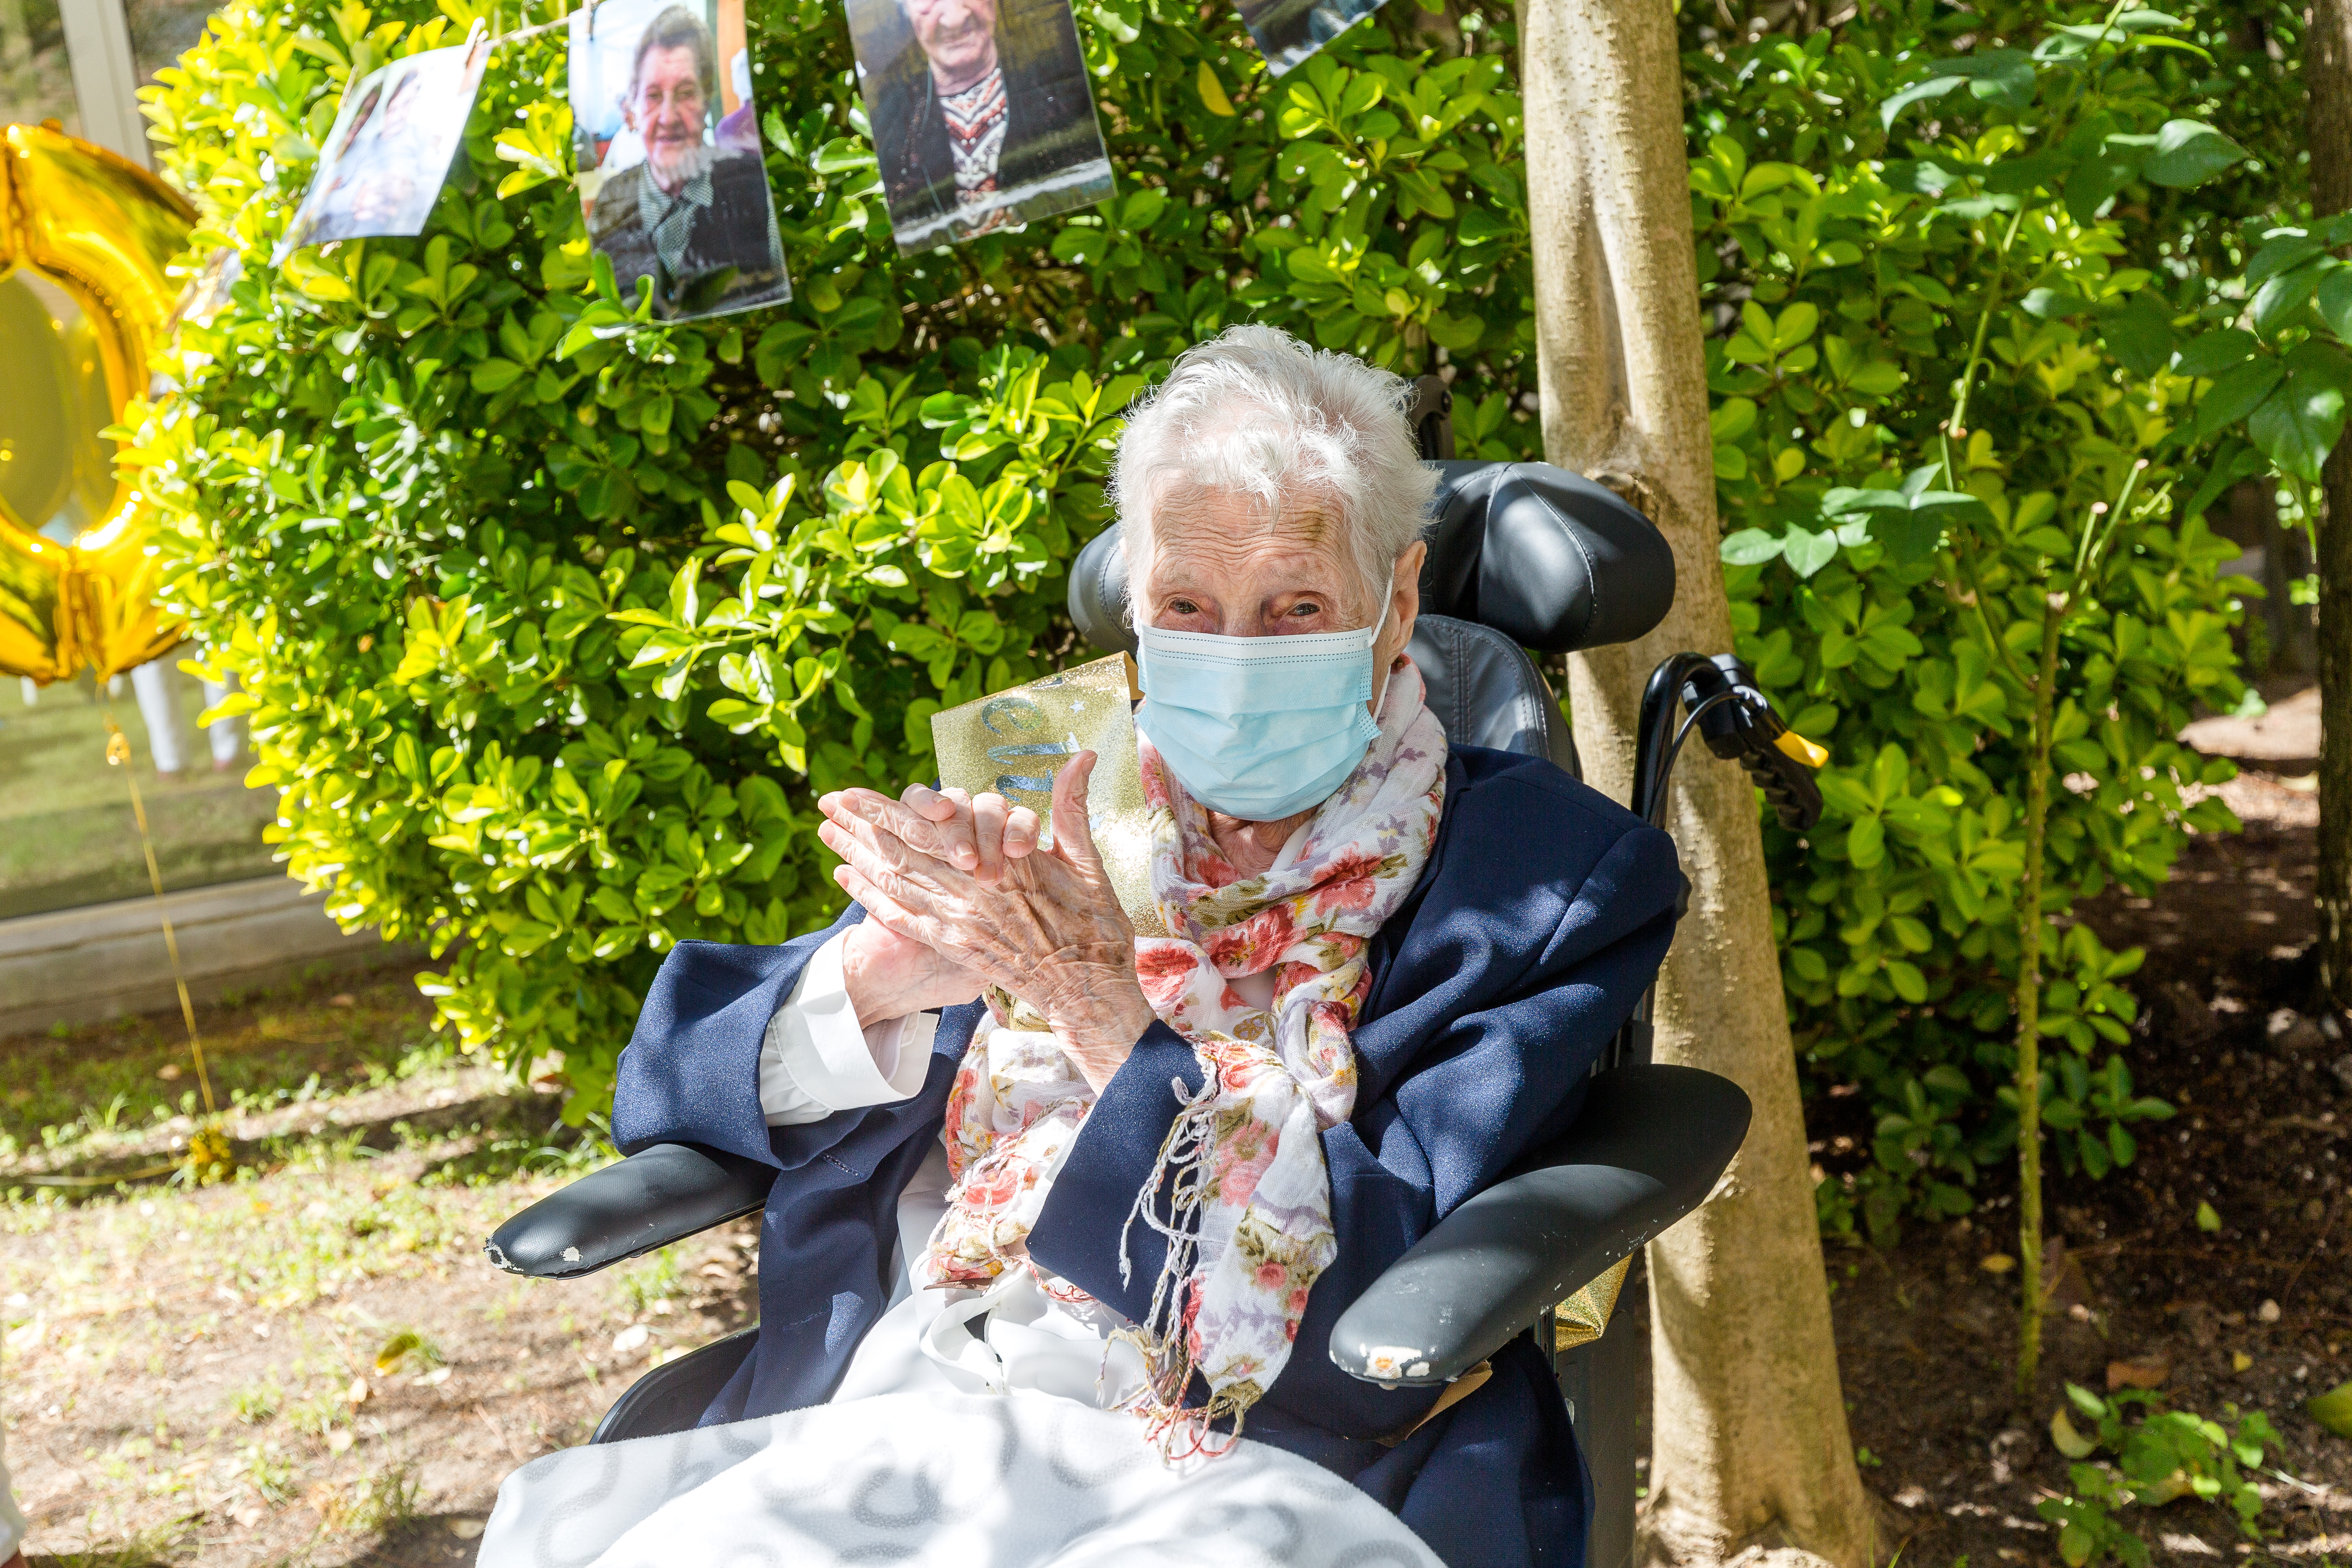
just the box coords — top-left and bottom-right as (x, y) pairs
(1682, 654), (1826, 833)
(1608, 650), (1825, 1074)
(1628, 652), (1825, 833)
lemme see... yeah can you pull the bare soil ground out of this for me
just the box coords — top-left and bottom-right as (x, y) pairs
(1782, 748), (2352, 1562)
(2, 741), (2348, 1566)
(0, 978), (759, 1567)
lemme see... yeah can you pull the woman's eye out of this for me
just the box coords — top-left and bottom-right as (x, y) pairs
(1169, 599), (1199, 615)
(1290, 602), (1322, 617)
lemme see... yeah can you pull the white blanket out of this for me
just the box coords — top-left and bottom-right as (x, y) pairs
(479, 1388), (1441, 1568)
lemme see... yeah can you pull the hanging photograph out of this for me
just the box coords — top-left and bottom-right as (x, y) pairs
(569, 0), (793, 321)
(274, 38), (489, 261)
(1233, 0), (1390, 75)
(846, 0), (1114, 252)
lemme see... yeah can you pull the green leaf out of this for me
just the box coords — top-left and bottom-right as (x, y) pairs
(1721, 528), (1784, 566)
(1427, 311), (1486, 351)
(1784, 525), (1840, 578)
(1121, 187), (1169, 231)
(2173, 329), (2259, 377)
(2247, 365), (2349, 482)
(1196, 61), (1236, 116)
(2251, 264), (2325, 339)
(812, 137), (878, 174)
(1880, 50), (2038, 129)
(1773, 302), (1820, 350)
(2096, 293), (2174, 377)
(470, 358), (526, 393)
(2194, 356), (2287, 440)
(1711, 397), (1758, 442)
(1821, 486), (1987, 565)
(2317, 268), (2352, 341)
(2140, 119), (2248, 188)
(2308, 1379), (2352, 1439)
(2063, 149), (2140, 222)
(2245, 232), (2329, 287)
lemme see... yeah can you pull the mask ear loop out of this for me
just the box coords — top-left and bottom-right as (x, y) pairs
(1365, 586), (1397, 718)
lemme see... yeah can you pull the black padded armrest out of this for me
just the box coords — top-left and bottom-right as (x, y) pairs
(484, 1142), (776, 1279)
(1327, 1064), (1751, 1387)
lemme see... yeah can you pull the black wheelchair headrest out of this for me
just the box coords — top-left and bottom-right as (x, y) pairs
(1066, 459), (1675, 656)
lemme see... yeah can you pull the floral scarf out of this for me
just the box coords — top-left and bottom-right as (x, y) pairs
(921, 661), (1448, 1450)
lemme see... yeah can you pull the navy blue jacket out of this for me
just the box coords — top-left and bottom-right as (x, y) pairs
(612, 745), (1682, 1568)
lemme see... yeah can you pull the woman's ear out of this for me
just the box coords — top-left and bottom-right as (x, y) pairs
(1385, 540), (1426, 663)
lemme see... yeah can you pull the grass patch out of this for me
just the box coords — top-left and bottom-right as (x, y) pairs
(0, 971), (443, 1158)
(227, 1375), (282, 1425)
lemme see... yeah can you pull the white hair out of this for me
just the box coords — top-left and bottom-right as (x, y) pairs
(1109, 325), (1437, 624)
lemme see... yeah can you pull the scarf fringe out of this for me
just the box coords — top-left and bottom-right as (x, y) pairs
(1109, 1066), (1263, 1457)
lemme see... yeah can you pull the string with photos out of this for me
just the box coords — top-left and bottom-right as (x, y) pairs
(468, 0), (1377, 72)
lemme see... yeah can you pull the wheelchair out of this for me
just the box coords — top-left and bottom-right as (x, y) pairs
(485, 385), (1826, 1568)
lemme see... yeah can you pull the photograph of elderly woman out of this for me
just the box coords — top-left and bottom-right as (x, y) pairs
(273, 39), (487, 261)
(849, 0), (1114, 251)
(1232, 0), (1390, 74)
(567, 0), (791, 321)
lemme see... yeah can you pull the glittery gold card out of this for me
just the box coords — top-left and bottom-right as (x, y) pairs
(1552, 1256), (1633, 1352)
(930, 654), (1168, 939)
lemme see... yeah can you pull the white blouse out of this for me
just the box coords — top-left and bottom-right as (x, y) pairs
(756, 932), (937, 1127)
(758, 933), (1147, 1406)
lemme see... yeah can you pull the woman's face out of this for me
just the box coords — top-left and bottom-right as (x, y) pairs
(1137, 494), (1423, 668)
(905, 0), (999, 84)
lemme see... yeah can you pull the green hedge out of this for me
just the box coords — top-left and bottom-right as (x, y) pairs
(138, 0), (2276, 1241)
(1683, 0), (2292, 1239)
(133, 0), (1541, 1117)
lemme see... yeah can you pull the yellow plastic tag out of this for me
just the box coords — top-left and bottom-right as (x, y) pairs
(1774, 728), (1830, 770)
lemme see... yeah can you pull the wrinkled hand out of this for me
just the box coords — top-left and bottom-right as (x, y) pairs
(818, 754), (1155, 1091)
(838, 916), (984, 1030)
(895, 781), (1042, 882)
(836, 783), (1036, 1026)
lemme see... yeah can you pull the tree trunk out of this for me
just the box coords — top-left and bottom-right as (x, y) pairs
(2312, 0), (2352, 1012)
(1517, 0), (1877, 1563)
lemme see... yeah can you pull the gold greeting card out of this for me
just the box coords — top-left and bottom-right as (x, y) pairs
(930, 654), (1167, 939)
(1552, 1256), (1633, 1351)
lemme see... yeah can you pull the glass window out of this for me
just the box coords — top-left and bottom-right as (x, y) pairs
(124, 0), (215, 98)
(1, 669), (277, 921)
(0, 0), (81, 138)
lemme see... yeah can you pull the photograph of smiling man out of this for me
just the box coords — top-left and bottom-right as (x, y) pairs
(568, 0), (791, 321)
(849, 0), (1113, 251)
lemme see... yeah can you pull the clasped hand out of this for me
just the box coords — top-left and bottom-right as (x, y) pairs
(818, 753), (1156, 1092)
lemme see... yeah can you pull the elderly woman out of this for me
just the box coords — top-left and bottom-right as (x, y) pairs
(482, 327), (1681, 1568)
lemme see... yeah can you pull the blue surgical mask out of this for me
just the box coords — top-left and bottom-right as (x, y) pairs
(1134, 599), (1392, 821)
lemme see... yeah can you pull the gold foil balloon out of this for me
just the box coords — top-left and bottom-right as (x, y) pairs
(0, 122), (196, 683)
